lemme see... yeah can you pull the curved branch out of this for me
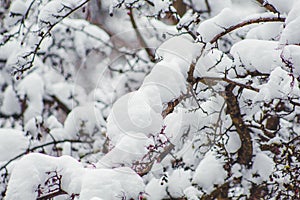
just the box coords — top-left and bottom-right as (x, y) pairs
(210, 16), (285, 44)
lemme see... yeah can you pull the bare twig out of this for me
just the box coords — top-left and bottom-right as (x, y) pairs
(14, 0), (91, 74)
(0, 139), (93, 171)
(128, 7), (156, 62)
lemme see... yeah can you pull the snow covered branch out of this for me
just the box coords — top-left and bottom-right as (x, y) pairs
(209, 16), (285, 44)
(0, 139), (93, 172)
(1, 0), (300, 199)
(13, 0), (91, 76)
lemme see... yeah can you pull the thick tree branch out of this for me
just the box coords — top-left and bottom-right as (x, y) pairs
(223, 84), (253, 166)
(156, 143), (175, 163)
(162, 93), (189, 118)
(187, 61), (197, 83)
(197, 76), (259, 92)
(36, 189), (68, 200)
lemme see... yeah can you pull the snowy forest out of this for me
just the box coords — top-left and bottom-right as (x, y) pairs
(0, 0), (299, 199)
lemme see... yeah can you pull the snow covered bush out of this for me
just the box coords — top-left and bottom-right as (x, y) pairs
(1, 0), (300, 199)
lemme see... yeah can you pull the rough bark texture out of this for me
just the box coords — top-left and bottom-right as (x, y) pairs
(224, 84), (253, 166)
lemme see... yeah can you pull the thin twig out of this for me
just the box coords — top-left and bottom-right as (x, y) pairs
(0, 139), (93, 171)
(15, 0), (91, 74)
(128, 7), (156, 62)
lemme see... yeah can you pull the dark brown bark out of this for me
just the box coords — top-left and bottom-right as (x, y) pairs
(173, 0), (187, 17)
(249, 183), (268, 200)
(36, 190), (68, 200)
(266, 115), (279, 131)
(255, 0), (279, 14)
(224, 84), (253, 166)
(201, 182), (230, 200)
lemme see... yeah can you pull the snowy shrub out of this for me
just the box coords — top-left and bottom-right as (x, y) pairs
(0, 0), (300, 199)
